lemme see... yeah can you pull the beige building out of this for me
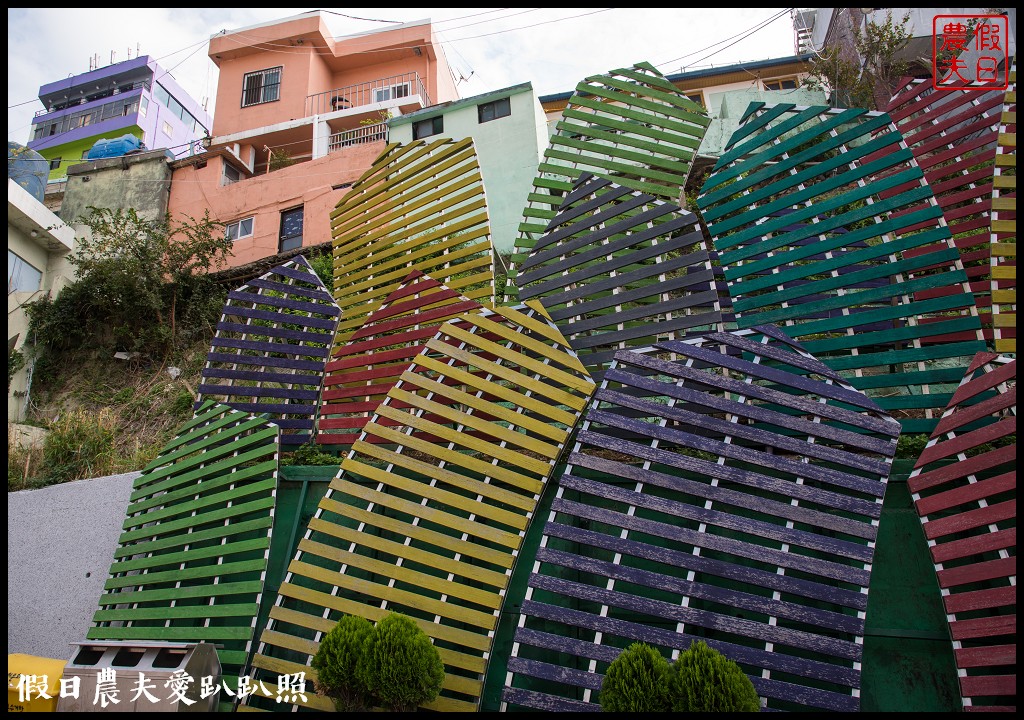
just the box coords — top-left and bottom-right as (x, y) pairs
(8, 179), (76, 421)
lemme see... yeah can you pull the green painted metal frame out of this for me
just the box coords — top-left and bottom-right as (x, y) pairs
(507, 62), (710, 299)
(697, 103), (987, 435)
(245, 303), (595, 712)
(88, 401), (280, 695)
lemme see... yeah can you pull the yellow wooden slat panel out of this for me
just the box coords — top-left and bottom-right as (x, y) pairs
(991, 243), (1017, 257)
(992, 266), (1017, 280)
(426, 336), (585, 411)
(403, 356), (579, 428)
(461, 311), (590, 380)
(994, 174), (1017, 189)
(373, 402), (555, 478)
(992, 220), (1017, 233)
(995, 153), (1016, 167)
(992, 197), (1017, 212)
(992, 314), (1016, 327)
(287, 560), (499, 630)
(396, 375), (565, 441)
(994, 338), (1016, 352)
(319, 490), (517, 566)
(275, 580), (493, 652)
(256, 628), (319, 660)
(317, 496), (514, 569)
(998, 131), (1017, 148)
(297, 537), (503, 609)
(306, 516), (510, 589)
(347, 439), (537, 522)
(386, 386), (562, 459)
(991, 289), (1016, 303)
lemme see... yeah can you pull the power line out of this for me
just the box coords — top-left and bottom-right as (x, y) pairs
(656, 8), (793, 69)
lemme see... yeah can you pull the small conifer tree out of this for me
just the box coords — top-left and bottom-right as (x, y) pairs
(667, 640), (760, 712)
(598, 642), (672, 712)
(311, 614), (375, 711)
(357, 612), (445, 712)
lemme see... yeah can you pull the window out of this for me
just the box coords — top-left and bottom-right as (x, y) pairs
(222, 161), (242, 187)
(478, 97), (511, 123)
(8, 250), (43, 293)
(413, 116), (444, 140)
(763, 77), (799, 91)
(48, 158), (62, 171)
(279, 207), (304, 252)
(225, 217), (254, 242)
(139, 95), (149, 117)
(242, 67), (282, 107)
(374, 83), (410, 103)
(162, 121), (174, 137)
(684, 92), (705, 109)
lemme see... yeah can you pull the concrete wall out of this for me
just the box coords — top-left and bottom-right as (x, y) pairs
(60, 149), (174, 226)
(7, 472), (139, 661)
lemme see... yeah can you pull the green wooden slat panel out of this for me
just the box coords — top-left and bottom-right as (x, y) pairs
(991, 59), (1017, 354)
(507, 63), (710, 302)
(698, 104), (986, 435)
(90, 403), (279, 687)
(330, 137), (495, 344)
(246, 303), (595, 712)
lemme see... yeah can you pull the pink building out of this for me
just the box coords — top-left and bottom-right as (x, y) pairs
(168, 12), (459, 270)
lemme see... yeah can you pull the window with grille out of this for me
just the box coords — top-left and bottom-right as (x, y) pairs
(279, 206), (304, 252)
(242, 67), (282, 107)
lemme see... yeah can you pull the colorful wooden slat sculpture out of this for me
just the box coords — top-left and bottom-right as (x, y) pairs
(89, 401), (279, 693)
(907, 352), (1016, 712)
(503, 326), (900, 712)
(196, 256), (339, 446)
(330, 138), (494, 344)
(245, 303), (595, 712)
(698, 104), (986, 435)
(507, 62), (710, 298)
(882, 77), (1006, 344)
(315, 270), (484, 446)
(991, 58), (1017, 354)
(513, 172), (730, 379)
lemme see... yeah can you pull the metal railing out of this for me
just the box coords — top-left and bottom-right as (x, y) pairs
(307, 72), (430, 116)
(327, 122), (387, 153)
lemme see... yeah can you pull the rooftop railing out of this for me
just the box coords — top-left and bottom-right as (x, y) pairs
(306, 72), (430, 117)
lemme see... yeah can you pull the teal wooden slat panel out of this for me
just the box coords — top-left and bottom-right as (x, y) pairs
(507, 62), (709, 300)
(512, 172), (731, 380)
(697, 104), (987, 435)
(502, 326), (900, 712)
(245, 303), (595, 712)
(89, 401), (280, 690)
(196, 256), (339, 446)
(907, 352), (1016, 712)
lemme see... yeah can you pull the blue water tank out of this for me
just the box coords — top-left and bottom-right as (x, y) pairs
(7, 142), (48, 202)
(86, 134), (143, 160)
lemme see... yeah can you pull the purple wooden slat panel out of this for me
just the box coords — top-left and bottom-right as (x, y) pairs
(504, 326), (899, 712)
(196, 257), (339, 445)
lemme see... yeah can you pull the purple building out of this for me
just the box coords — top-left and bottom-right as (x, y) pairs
(27, 55), (211, 184)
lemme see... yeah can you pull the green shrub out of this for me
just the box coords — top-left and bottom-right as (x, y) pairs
(667, 640), (759, 712)
(312, 614), (375, 711)
(280, 441), (341, 467)
(599, 642), (672, 712)
(42, 408), (117, 485)
(357, 612), (445, 712)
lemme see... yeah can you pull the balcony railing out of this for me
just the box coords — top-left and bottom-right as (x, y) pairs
(328, 122), (387, 154)
(36, 79), (152, 116)
(307, 73), (430, 117)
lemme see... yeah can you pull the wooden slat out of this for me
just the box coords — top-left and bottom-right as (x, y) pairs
(89, 402), (279, 685)
(507, 63), (709, 300)
(697, 103), (987, 435)
(246, 304), (594, 712)
(504, 327), (899, 712)
(196, 257), (339, 445)
(907, 352), (1016, 711)
(991, 58), (1017, 354)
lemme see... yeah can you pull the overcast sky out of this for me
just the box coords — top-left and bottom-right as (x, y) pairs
(8, 7), (797, 145)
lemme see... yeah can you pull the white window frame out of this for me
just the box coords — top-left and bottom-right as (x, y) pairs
(222, 161), (242, 187)
(374, 83), (410, 103)
(162, 120), (174, 137)
(225, 217), (254, 242)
